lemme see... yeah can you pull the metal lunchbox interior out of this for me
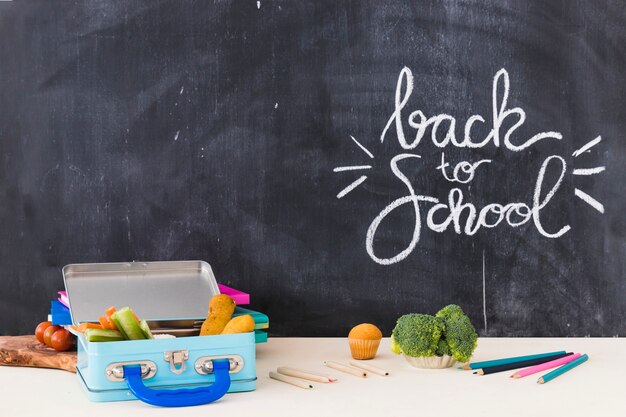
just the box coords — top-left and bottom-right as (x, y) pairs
(63, 260), (220, 324)
(63, 260), (257, 405)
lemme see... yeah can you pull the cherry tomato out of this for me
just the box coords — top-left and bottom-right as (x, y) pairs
(50, 329), (74, 352)
(43, 325), (61, 347)
(35, 321), (52, 344)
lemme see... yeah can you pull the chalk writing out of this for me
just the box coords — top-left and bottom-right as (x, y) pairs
(380, 68), (562, 151)
(436, 153), (491, 183)
(335, 67), (606, 265)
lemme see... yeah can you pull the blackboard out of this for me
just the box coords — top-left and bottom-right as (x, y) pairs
(0, 0), (624, 337)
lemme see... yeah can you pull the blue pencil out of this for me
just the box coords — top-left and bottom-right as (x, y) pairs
(537, 354), (589, 384)
(459, 351), (567, 370)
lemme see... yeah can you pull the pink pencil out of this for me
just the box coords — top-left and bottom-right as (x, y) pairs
(510, 353), (582, 378)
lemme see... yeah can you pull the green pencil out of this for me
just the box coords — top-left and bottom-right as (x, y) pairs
(537, 354), (589, 384)
(459, 351), (566, 370)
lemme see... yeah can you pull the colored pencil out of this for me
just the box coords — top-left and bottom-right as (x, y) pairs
(538, 354), (589, 384)
(475, 352), (570, 375)
(324, 361), (367, 377)
(349, 361), (390, 376)
(459, 350), (567, 370)
(277, 367), (337, 383)
(269, 371), (313, 389)
(511, 353), (581, 378)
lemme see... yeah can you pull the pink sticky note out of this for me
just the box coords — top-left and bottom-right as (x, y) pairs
(218, 284), (250, 305)
(514, 353), (582, 378)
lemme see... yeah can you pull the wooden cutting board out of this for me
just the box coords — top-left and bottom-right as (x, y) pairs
(0, 335), (76, 373)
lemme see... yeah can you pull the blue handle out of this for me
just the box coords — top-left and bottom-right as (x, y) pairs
(123, 360), (231, 407)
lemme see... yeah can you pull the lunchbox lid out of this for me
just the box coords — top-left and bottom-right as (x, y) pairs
(63, 260), (219, 324)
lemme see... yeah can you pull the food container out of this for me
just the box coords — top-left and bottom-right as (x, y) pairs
(403, 354), (456, 369)
(64, 261), (258, 407)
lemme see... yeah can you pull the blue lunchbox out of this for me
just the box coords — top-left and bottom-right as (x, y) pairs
(63, 261), (258, 407)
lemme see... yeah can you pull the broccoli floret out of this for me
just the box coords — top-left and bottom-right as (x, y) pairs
(391, 305), (478, 362)
(435, 338), (451, 356)
(390, 333), (402, 354)
(391, 314), (444, 357)
(436, 304), (477, 363)
(435, 304), (466, 322)
(444, 314), (478, 362)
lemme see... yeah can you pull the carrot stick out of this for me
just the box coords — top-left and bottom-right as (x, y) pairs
(106, 315), (117, 330)
(98, 316), (116, 330)
(105, 306), (116, 317)
(78, 322), (104, 332)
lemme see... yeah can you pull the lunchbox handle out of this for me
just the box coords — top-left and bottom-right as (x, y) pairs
(123, 359), (231, 407)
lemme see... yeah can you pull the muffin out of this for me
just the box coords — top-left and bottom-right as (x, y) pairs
(348, 323), (383, 360)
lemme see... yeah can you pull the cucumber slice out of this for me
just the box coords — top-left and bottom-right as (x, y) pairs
(85, 328), (124, 342)
(139, 320), (153, 339)
(111, 307), (146, 340)
(109, 313), (130, 340)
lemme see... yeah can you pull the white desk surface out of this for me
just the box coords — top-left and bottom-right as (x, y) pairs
(0, 337), (624, 416)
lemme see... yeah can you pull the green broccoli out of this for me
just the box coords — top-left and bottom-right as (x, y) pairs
(390, 314), (445, 357)
(435, 338), (451, 356)
(435, 304), (466, 322)
(390, 305), (478, 363)
(390, 333), (402, 354)
(436, 304), (478, 363)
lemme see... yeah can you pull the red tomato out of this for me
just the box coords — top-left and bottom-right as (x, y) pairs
(50, 329), (74, 352)
(35, 321), (52, 344)
(43, 325), (61, 347)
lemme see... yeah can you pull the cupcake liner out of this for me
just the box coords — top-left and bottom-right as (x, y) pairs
(403, 354), (456, 369)
(348, 338), (381, 360)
